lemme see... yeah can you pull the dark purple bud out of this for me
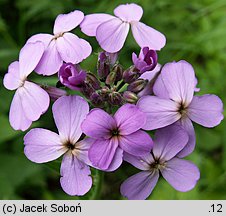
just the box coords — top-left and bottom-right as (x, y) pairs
(97, 52), (110, 80)
(86, 73), (101, 90)
(113, 64), (123, 82)
(123, 91), (138, 103)
(127, 79), (148, 93)
(132, 47), (158, 74)
(81, 82), (95, 98)
(109, 92), (123, 106)
(43, 86), (67, 101)
(90, 92), (104, 107)
(105, 52), (118, 65)
(106, 71), (117, 86)
(99, 86), (110, 101)
(123, 66), (140, 83)
(58, 63), (86, 90)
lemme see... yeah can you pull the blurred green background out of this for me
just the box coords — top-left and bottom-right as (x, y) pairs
(0, 0), (226, 200)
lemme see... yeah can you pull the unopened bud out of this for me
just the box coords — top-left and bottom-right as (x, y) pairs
(106, 71), (117, 86)
(127, 79), (148, 93)
(113, 64), (123, 82)
(109, 92), (123, 106)
(123, 66), (140, 83)
(97, 52), (110, 80)
(81, 82), (95, 98)
(86, 73), (100, 90)
(43, 86), (67, 101)
(90, 92), (104, 107)
(123, 91), (138, 103)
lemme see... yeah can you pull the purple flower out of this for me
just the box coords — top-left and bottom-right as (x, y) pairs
(27, 10), (92, 76)
(24, 95), (92, 196)
(82, 104), (153, 171)
(80, 3), (166, 53)
(137, 60), (224, 157)
(132, 47), (158, 73)
(3, 41), (50, 131)
(59, 63), (86, 90)
(120, 125), (200, 200)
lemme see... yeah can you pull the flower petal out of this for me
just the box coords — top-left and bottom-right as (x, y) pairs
(60, 153), (92, 196)
(131, 21), (166, 51)
(160, 60), (196, 105)
(114, 3), (143, 22)
(27, 33), (53, 49)
(3, 61), (20, 90)
(56, 32), (91, 64)
(114, 104), (146, 135)
(153, 74), (170, 99)
(35, 40), (63, 76)
(161, 158), (200, 192)
(120, 170), (159, 200)
(53, 10), (84, 35)
(123, 153), (154, 171)
(24, 128), (66, 163)
(52, 95), (89, 143)
(9, 90), (32, 131)
(19, 41), (45, 78)
(153, 125), (189, 161)
(137, 96), (180, 130)
(88, 138), (119, 170)
(119, 131), (153, 156)
(176, 118), (196, 158)
(187, 95), (224, 128)
(82, 108), (116, 139)
(20, 81), (50, 121)
(96, 17), (129, 53)
(80, 13), (115, 36)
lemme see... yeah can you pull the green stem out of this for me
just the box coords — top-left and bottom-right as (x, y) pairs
(90, 170), (104, 200)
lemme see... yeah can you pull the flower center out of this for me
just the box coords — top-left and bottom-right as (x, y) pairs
(53, 32), (64, 40)
(64, 140), (75, 151)
(178, 102), (188, 117)
(111, 128), (120, 137)
(150, 158), (166, 170)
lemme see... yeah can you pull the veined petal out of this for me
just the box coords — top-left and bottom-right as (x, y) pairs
(82, 108), (116, 139)
(120, 170), (159, 200)
(161, 158), (200, 192)
(114, 3), (143, 22)
(60, 153), (92, 196)
(96, 17), (129, 53)
(160, 60), (196, 105)
(123, 153), (153, 171)
(27, 33), (53, 49)
(80, 13), (115, 36)
(19, 41), (45, 78)
(114, 104), (146, 135)
(24, 128), (66, 163)
(20, 81), (50, 121)
(153, 125), (189, 161)
(3, 61), (21, 90)
(187, 95), (224, 128)
(9, 90), (32, 131)
(119, 131), (153, 156)
(53, 10), (84, 35)
(137, 96), (180, 130)
(131, 21), (166, 51)
(88, 138), (119, 170)
(35, 40), (63, 76)
(176, 118), (196, 158)
(56, 33), (91, 64)
(153, 74), (170, 99)
(53, 95), (89, 144)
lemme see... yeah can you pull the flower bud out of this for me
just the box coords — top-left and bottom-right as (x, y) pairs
(58, 63), (86, 90)
(113, 64), (123, 82)
(109, 92), (123, 106)
(90, 92), (104, 107)
(43, 86), (67, 101)
(123, 66), (140, 83)
(123, 91), (138, 103)
(127, 79), (148, 93)
(97, 52), (110, 80)
(132, 47), (157, 74)
(106, 52), (118, 65)
(86, 73), (101, 90)
(81, 82), (95, 98)
(106, 71), (117, 86)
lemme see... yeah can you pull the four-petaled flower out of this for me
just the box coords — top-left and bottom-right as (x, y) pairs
(82, 104), (153, 171)
(28, 10), (92, 75)
(80, 3), (166, 53)
(121, 125), (200, 200)
(24, 96), (92, 196)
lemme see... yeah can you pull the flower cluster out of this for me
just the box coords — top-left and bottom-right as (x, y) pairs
(3, 3), (224, 200)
